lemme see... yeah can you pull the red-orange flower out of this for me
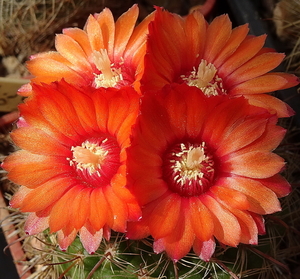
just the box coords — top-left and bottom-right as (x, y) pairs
(19, 5), (154, 96)
(126, 84), (291, 262)
(141, 8), (299, 117)
(2, 80), (141, 253)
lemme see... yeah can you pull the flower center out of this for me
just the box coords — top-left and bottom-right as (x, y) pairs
(70, 140), (108, 175)
(181, 59), (226, 97)
(163, 142), (215, 197)
(67, 137), (121, 188)
(92, 49), (123, 88)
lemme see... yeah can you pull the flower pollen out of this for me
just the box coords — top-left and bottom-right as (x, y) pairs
(164, 142), (215, 197)
(92, 49), (123, 88)
(69, 140), (108, 175)
(181, 59), (226, 97)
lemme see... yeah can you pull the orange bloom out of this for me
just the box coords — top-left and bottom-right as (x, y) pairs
(2, 80), (141, 253)
(126, 84), (291, 262)
(141, 8), (299, 117)
(20, 5), (154, 96)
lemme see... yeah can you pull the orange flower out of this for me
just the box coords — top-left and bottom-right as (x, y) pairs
(141, 8), (299, 117)
(20, 5), (154, 96)
(2, 80), (141, 253)
(126, 84), (291, 262)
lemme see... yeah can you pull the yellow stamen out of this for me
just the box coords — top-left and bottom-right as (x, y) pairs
(92, 49), (123, 88)
(68, 141), (108, 175)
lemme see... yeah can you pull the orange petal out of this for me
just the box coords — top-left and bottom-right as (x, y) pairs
(153, 199), (195, 262)
(103, 186), (128, 232)
(189, 197), (214, 241)
(124, 10), (155, 62)
(4, 150), (70, 188)
(85, 15), (104, 51)
(148, 193), (181, 239)
(55, 34), (92, 74)
(224, 206), (258, 244)
(221, 176), (282, 214)
(69, 187), (92, 230)
(89, 188), (109, 231)
(184, 12), (206, 66)
(113, 4), (139, 60)
(218, 34), (266, 76)
(223, 151), (285, 179)
(245, 93), (294, 118)
(36, 91), (84, 141)
(230, 73), (299, 95)
(20, 177), (75, 212)
(27, 57), (86, 85)
(94, 8), (115, 54)
(19, 99), (78, 146)
(107, 88), (139, 136)
(259, 174), (291, 197)
(215, 116), (268, 156)
(200, 194), (241, 246)
(63, 27), (92, 57)
(58, 84), (97, 134)
(48, 185), (81, 232)
(225, 52), (285, 86)
(213, 23), (249, 68)
(11, 127), (70, 156)
(203, 14), (232, 62)
(209, 186), (250, 210)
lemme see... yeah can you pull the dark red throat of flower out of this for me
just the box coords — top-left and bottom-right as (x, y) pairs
(163, 142), (215, 197)
(67, 136), (121, 188)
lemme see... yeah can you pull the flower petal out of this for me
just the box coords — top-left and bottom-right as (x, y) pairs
(193, 237), (216, 262)
(189, 197), (214, 241)
(221, 176), (281, 214)
(201, 195), (241, 246)
(223, 151), (285, 179)
(79, 226), (103, 254)
(148, 193), (181, 239)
